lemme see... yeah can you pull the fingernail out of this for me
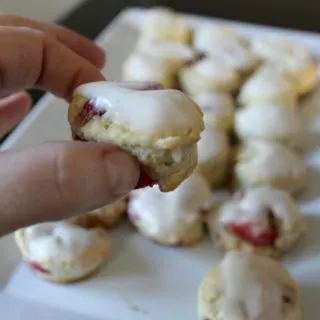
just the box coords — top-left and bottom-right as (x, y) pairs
(104, 151), (140, 197)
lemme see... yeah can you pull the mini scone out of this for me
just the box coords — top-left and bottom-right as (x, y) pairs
(141, 7), (192, 44)
(238, 64), (299, 106)
(203, 41), (260, 76)
(135, 37), (198, 70)
(68, 81), (204, 192)
(251, 36), (309, 62)
(193, 25), (249, 52)
(206, 186), (305, 257)
(196, 125), (230, 188)
(233, 140), (307, 194)
(270, 56), (317, 96)
(193, 92), (235, 132)
(251, 37), (317, 95)
(68, 199), (127, 228)
(235, 103), (302, 148)
(179, 57), (241, 97)
(14, 221), (110, 283)
(122, 52), (177, 88)
(198, 250), (302, 320)
(127, 172), (212, 246)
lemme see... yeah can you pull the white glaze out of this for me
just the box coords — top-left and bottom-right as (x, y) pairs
(24, 222), (101, 261)
(204, 41), (259, 72)
(194, 58), (238, 82)
(76, 82), (202, 134)
(236, 140), (306, 186)
(123, 52), (174, 83)
(218, 251), (290, 320)
(136, 38), (196, 62)
(193, 25), (246, 52)
(197, 126), (229, 163)
(128, 173), (211, 242)
(142, 7), (190, 40)
(194, 92), (234, 124)
(143, 7), (185, 29)
(251, 36), (310, 65)
(235, 103), (302, 144)
(239, 64), (298, 106)
(251, 37), (317, 94)
(219, 186), (300, 237)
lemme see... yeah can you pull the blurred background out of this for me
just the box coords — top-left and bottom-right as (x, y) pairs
(1, 0), (319, 142)
(1, 0), (320, 33)
(0, 0), (85, 22)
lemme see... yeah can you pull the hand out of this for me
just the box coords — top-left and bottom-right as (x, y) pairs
(0, 14), (140, 236)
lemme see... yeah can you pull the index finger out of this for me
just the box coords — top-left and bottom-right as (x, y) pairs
(0, 13), (105, 69)
(0, 26), (105, 100)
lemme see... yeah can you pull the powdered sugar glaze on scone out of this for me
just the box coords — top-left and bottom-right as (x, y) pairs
(206, 186), (305, 257)
(15, 221), (110, 283)
(179, 58), (241, 97)
(251, 36), (317, 95)
(193, 92), (235, 132)
(122, 53), (178, 88)
(235, 102), (302, 149)
(68, 81), (204, 191)
(141, 7), (192, 44)
(196, 125), (230, 188)
(234, 140), (307, 194)
(135, 37), (197, 68)
(128, 172), (211, 246)
(198, 250), (302, 320)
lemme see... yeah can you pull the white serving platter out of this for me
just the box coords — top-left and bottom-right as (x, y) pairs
(2, 7), (320, 320)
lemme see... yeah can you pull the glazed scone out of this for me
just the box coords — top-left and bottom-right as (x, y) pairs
(14, 222), (110, 283)
(193, 92), (235, 132)
(135, 37), (198, 70)
(122, 52), (177, 88)
(179, 57), (241, 97)
(198, 250), (302, 320)
(251, 36), (317, 95)
(234, 140), (307, 194)
(203, 41), (260, 76)
(193, 25), (249, 52)
(68, 81), (204, 192)
(206, 186), (305, 257)
(238, 64), (299, 106)
(251, 36), (309, 62)
(127, 172), (211, 246)
(276, 59), (317, 96)
(196, 125), (230, 188)
(141, 7), (192, 44)
(235, 103), (302, 149)
(68, 199), (127, 229)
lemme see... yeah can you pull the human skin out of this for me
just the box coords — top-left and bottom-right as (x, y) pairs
(0, 14), (140, 236)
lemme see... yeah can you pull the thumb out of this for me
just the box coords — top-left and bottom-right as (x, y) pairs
(0, 141), (139, 235)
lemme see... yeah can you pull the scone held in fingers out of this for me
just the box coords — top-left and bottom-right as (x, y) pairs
(68, 81), (204, 192)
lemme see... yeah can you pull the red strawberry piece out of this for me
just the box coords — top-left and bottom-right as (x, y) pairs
(229, 222), (278, 246)
(135, 166), (156, 189)
(75, 100), (106, 127)
(119, 81), (164, 91)
(134, 82), (164, 91)
(28, 261), (50, 274)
